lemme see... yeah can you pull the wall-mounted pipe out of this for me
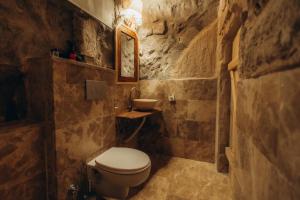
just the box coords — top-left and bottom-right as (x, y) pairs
(123, 117), (146, 143)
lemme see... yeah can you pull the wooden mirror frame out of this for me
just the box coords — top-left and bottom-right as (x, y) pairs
(115, 24), (139, 84)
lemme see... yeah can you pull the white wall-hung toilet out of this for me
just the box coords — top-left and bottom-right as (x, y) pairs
(87, 147), (151, 199)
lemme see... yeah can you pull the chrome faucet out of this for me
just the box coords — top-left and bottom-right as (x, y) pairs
(128, 87), (140, 111)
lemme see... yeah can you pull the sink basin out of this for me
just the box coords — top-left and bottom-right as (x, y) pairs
(133, 99), (158, 111)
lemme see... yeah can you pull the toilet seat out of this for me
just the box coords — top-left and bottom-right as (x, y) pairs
(95, 147), (151, 175)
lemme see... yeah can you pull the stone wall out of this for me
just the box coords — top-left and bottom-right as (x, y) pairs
(115, 0), (220, 162)
(73, 13), (114, 68)
(136, 0), (219, 79)
(214, 0), (243, 172)
(0, 122), (45, 200)
(238, 0), (300, 78)
(0, 0), (113, 68)
(139, 78), (217, 162)
(0, 0), (115, 122)
(52, 58), (117, 199)
(0, 1), (120, 199)
(0, 0), (72, 122)
(0, 0), (73, 66)
(120, 35), (135, 77)
(232, 68), (300, 199)
(218, 0), (300, 199)
(25, 56), (134, 200)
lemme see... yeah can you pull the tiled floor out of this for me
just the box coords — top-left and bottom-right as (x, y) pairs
(126, 155), (232, 200)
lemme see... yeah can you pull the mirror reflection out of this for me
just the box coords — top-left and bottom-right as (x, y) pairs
(115, 24), (139, 83)
(121, 33), (135, 78)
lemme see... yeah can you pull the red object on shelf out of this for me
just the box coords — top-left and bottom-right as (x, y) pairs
(69, 52), (76, 60)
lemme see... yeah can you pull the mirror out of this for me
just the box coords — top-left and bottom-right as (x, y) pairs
(115, 25), (139, 83)
(121, 33), (135, 77)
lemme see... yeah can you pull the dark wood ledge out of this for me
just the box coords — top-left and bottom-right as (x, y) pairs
(116, 109), (161, 119)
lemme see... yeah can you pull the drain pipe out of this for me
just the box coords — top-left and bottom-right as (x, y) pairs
(123, 117), (146, 143)
(68, 184), (79, 200)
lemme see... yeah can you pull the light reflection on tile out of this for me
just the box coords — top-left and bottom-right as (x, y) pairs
(126, 155), (232, 200)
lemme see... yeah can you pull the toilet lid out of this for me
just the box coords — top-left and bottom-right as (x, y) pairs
(95, 147), (151, 174)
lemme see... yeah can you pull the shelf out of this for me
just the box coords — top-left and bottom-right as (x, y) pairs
(51, 56), (115, 74)
(116, 109), (161, 119)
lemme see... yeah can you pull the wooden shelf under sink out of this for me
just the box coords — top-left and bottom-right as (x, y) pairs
(116, 109), (161, 119)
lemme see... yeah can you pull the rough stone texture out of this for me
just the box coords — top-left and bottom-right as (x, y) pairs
(0, 0), (72, 122)
(73, 13), (114, 68)
(221, 0), (300, 199)
(0, 0), (73, 66)
(123, 0), (221, 163)
(231, 68), (300, 199)
(115, 0), (219, 79)
(0, 122), (45, 200)
(120, 35), (135, 77)
(0, 1), (119, 199)
(170, 21), (217, 78)
(214, 0), (243, 172)
(239, 0), (300, 78)
(0, 0), (115, 122)
(1, 1), (299, 200)
(139, 78), (217, 163)
(0, 0), (114, 68)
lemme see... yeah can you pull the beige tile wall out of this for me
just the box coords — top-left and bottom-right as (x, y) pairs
(139, 78), (217, 162)
(52, 58), (133, 199)
(0, 122), (45, 200)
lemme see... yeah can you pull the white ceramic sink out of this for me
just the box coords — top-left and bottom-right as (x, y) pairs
(133, 99), (158, 111)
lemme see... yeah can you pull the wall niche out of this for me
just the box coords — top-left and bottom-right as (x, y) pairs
(0, 64), (27, 123)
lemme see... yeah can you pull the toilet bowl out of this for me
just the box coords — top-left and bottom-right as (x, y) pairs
(87, 147), (151, 199)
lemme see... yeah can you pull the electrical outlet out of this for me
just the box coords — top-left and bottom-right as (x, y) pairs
(168, 94), (176, 102)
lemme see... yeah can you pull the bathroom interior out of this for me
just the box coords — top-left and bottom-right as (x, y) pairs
(0, 0), (299, 199)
